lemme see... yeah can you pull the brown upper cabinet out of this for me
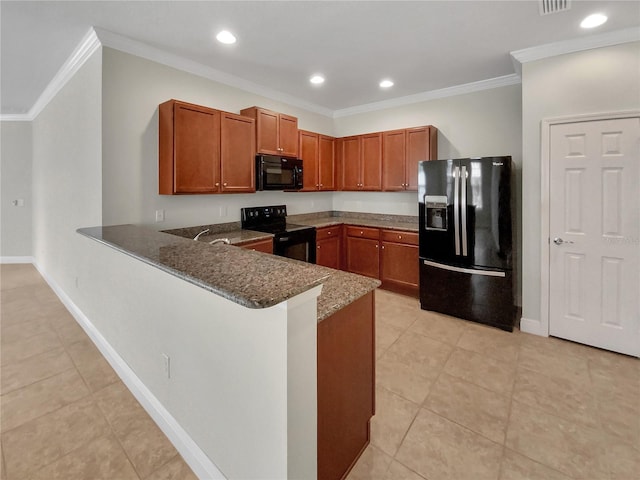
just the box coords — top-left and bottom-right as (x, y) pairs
(383, 126), (438, 191)
(339, 132), (382, 191)
(159, 100), (255, 195)
(240, 106), (298, 157)
(220, 112), (256, 193)
(298, 130), (336, 191)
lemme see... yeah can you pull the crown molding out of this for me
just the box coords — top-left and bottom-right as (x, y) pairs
(93, 28), (334, 118)
(332, 74), (521, 119)
(0, 114), (32, 122)
(5, 25), (637, 123)
(2, 28), (102, 122)
(510, 26), (640, 71)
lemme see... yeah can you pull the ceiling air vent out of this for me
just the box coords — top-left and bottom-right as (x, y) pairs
(539, 0), (571, 15)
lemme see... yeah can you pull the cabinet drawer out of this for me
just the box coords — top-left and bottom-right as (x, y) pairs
(237, 238), (273, 254)
(380, 229), (418, 246)
(346, 226), (379, 240)
(316, 225), (342, 241)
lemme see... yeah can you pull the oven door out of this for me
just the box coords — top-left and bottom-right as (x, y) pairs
(274, 228), (316, 263)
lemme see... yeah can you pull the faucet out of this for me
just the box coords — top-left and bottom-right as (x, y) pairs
(193, 228), (210, 241)
(209, 238), (230, 245)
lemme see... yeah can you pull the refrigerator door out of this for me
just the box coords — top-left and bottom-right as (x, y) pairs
(420, 259), (514, 331)
(459, 157), (512, 270)
(418, 159), (459, 263)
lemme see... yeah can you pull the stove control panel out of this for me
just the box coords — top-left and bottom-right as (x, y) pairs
(241, 205), (287, 229)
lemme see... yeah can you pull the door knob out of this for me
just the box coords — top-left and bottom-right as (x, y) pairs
(553, 237), (574, 245)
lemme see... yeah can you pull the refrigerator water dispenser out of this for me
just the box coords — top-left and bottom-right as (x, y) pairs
(425, 196), (448, 231)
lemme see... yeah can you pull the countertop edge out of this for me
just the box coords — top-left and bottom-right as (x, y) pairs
(77, 226), (331, 310)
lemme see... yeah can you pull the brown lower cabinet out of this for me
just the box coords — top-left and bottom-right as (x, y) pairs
(345, 226), (419, 296)
(316, 225), (342, 269)
(345, 226), (380, 278)
(236, 238), (273, 254)
(380, 230), (419, 296)
(318, 291), (375, 480)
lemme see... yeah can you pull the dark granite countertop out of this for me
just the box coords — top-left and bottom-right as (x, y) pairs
(290, 215), (418, 232)
(196, 229), (273, 245)
(77, 225), (379, 320)
(162, 224), (273, 245)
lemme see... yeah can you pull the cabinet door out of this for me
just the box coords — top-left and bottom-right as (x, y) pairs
(299, 130), (319, 191)
(361, 133), (382, 191)
(341, 136), (361, 190)
(220, 112), (255, 193)
(172, 102), (221, 194)
(382, 129), (406, 191)
(406, 126), (434, 190)
(318, 135), (336, 190)
(255, 108), (280, 155)
(316, 226), (342, 269)
(279, 114), (299, 157)
(346, 236), (379, 278)
(380, 241), (419, 295)
(316, 237), (341, 269)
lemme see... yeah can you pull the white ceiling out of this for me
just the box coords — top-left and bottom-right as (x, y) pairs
(1, 1), (639, 116)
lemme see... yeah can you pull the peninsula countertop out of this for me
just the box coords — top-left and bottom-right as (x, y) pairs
(77, 224), (379, 321)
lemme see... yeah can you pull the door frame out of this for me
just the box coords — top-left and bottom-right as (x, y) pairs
(534, 110), (640, 338)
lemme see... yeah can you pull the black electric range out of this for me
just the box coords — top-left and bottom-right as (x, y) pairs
(241, 205), (316, 263)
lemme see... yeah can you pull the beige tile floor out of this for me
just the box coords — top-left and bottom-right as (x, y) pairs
(0, 264), (197, 480)
(347, 289), (640, 480)
(2, 264), (639, 480)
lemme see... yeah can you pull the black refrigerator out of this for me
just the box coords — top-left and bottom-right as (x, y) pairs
(418, 156), (514, 331)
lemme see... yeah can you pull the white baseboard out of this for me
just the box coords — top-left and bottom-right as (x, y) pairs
(519, 316), (547, 337)
(1, 256), (35, 264)
(32, 261), (226, 480)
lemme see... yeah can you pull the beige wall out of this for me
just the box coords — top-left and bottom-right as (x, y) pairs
(101, 48), (334, 229)
(1, 121), (33, 257)
(32, 49), (103, 295)
(521, 41), (640, 323)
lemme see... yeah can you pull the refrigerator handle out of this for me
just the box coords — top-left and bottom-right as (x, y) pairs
(453, 166), (460, 256)
(461, 165), (468, 257)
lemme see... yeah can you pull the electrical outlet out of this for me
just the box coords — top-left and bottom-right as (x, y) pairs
(219, 206), (227, 217)
(155, 209), (165, 222)
(162, 353), (171, 378)
(11, 199), (24, 207)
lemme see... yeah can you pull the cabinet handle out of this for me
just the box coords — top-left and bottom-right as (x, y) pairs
(316, 184), (319, 187)
(398, 235), (402, 240)
(320, 184), (323, 187)
(317, 245), (320, 249)
(375, 244), (378, 249)
(382, 245), (385, 249)
(360, 231), (364, 235)
(215, 182), (220, 187)
(223, 182), (228, 186)
(327, 231), (331, 235)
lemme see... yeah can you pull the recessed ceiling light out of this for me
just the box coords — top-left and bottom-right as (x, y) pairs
(379, 79), (394, 88)
(216, 30), (237, 44)
(580, 13), (607, 29)
(310, 75), (325, 85)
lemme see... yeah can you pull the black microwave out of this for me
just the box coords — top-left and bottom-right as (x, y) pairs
(256, 154), (303, 191)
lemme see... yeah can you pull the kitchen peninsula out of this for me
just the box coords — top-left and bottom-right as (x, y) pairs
(77, 224), (379, 480)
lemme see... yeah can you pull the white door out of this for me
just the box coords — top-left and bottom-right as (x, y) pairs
(549, 117), (640, 356)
